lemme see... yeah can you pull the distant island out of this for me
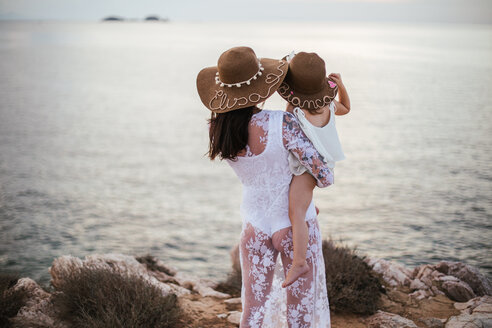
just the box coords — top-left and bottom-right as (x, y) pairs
(102, 15), (169, 22)
(102, 16), (124, 21)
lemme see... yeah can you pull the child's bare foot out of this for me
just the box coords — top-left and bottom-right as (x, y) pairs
(282, 262), (309, 288)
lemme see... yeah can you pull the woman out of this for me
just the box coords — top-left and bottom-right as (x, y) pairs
(197, 46), (333, 327)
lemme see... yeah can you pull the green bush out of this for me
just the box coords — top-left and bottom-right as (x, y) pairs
(0, 272), (28, 327)
(322, 239), (383, 314)
(52, 266), (181, 328)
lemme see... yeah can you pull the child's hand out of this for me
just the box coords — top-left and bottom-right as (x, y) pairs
(329, 73), (350, 115)
(328, 73), (343, 87)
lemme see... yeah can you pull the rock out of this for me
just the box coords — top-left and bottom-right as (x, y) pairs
(431, 285), (446, 296)
(447, 296), (492, 328)
(410, 289), (433, 300)
(454, 296), (492, 313)
(10, 278), (68, 328)
(439, 275), (461, 283)
(224, 297), (242, 310)
(410, 262), (491, 304)
(136, 254), (178, 281)
(224, 297), (242, 304)
(473, 303), (492, 314)
(366, 258), (413, 287)
(419, 317), (445, 328)
(410, 278), (428, 291)
(445, 313), (492, 328)
(388, 289), (411, 304)
(49, 253), (190, 297)
(431, 270), (445, 280)
(174, 271), (230, 298)
(227, 311), (242, 325)
(421, 276), (434, 288)
(436, 262), (492, 296)
(217, 313), (228, 319)
(441, 280), (476, 302)
(366, 310), (418, 328)
(414, 265), (436, 281)
(454, 301), (471, 312)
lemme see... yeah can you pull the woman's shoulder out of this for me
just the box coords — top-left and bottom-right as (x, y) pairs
(261, 109), (296, 121)
(253, 109), (302, 132)
(260, 108), (281, 115)
(255, 109), (291, 123)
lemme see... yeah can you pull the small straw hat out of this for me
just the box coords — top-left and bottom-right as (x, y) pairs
(196, 46), (288, 113)
(277, 52), (338, 111)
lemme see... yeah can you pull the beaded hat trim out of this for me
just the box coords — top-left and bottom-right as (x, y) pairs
(215, 60), (265, 88)
(196, 47), (288, 113)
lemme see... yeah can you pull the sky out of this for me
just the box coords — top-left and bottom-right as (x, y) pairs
(0, 0), (491, 24)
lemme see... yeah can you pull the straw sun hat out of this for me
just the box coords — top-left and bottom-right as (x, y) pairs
(196, 46), (288, 113)
(277, 51), (338, 111)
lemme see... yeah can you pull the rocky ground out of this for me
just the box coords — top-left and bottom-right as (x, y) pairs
(7, 252), (492, 328)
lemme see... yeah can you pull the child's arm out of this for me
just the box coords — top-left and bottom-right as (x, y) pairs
(285, 102), (295, 114)
(282, 112), (334, 188)
(329, 73), (351, 116)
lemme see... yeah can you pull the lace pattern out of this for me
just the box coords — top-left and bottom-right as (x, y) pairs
(226, 109), (332, 327)
(243, 110), (269, 157)
(278, 220), (331, 327)
(240, 219), (331, 327)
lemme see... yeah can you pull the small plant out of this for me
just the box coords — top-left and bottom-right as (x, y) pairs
(52, 266), (181, 328)
(322, 239), (382, 314)
(136, 255), (174, 276)
(215, 267), (242, 297)
(0, 272), (29, 327)
(215, 245), (242, 297)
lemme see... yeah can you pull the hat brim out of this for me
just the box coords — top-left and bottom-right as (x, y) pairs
(197, 58), (288, 113)
(277, 76), (338, 111)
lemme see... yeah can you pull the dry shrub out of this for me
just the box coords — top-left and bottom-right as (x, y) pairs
(136, 255), (174, 276)
(322, 239), (383, 314)
(0, 272), (28, 327)
(215, 244), (242, 297)
(215, 268), (242, 297)
(52, 266), (181, 328)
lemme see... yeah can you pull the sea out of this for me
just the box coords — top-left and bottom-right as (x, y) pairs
(0, 21), (491, 286)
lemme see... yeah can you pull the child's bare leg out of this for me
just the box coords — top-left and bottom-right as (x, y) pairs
(282, 172), (316, 288)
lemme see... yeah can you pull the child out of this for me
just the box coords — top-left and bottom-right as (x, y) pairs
(276, 51), (351, 287)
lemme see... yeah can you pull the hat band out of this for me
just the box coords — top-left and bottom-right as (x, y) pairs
(215, 60), (265, 88)
(209, 60), (287, 112)
(278, 81), (337, 110)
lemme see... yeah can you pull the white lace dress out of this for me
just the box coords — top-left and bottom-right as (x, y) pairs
(226, 109), (333, 328)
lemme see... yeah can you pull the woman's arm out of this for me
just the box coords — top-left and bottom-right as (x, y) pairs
(282, 112), (334, 188)
(329, 73), (350, 116)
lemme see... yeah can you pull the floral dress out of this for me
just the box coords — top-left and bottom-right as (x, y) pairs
(226, 109), (333, 327)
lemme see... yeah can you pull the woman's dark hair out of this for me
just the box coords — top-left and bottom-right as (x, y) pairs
(208, 106), (256, 161)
